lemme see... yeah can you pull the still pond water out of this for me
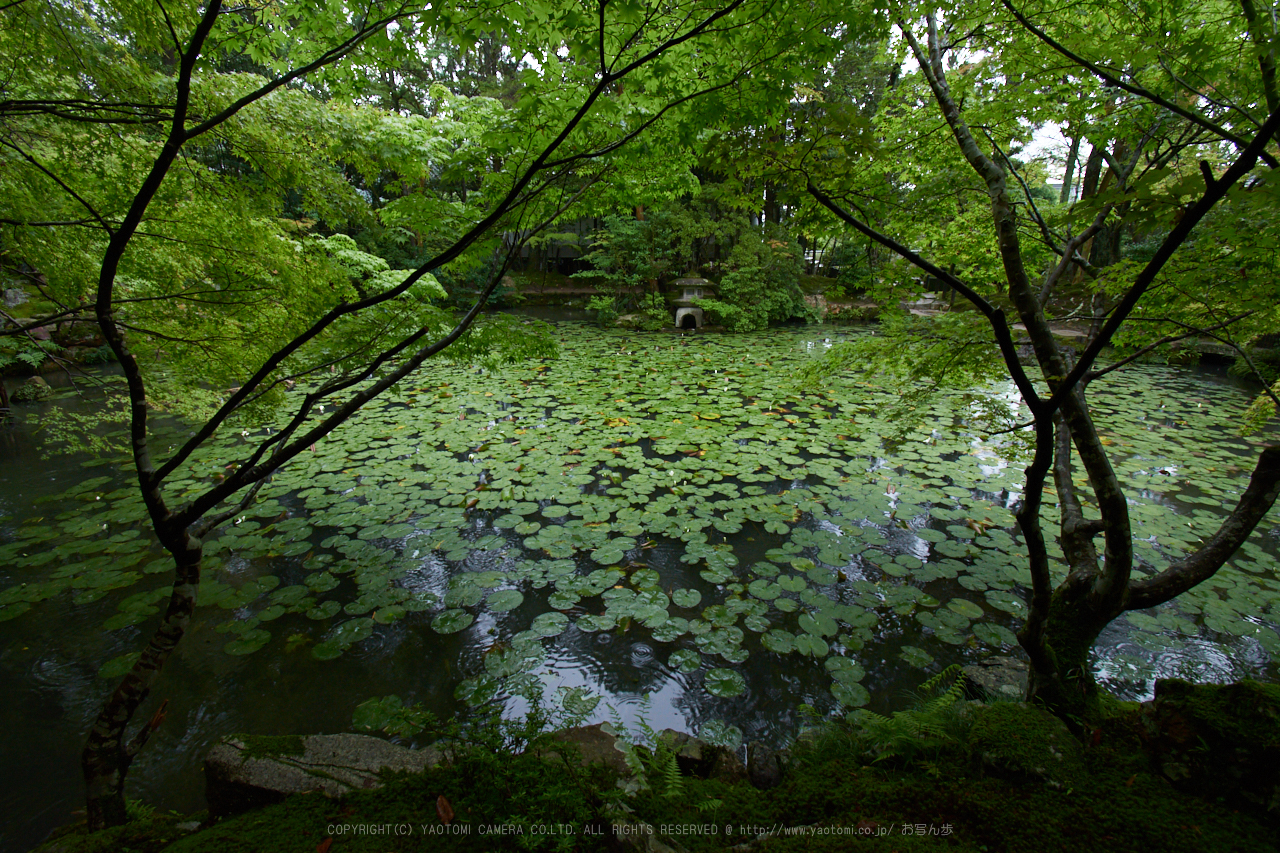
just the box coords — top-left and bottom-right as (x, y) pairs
(1, 322), (1278, 850)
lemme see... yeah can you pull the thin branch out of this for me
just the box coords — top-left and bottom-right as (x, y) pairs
(805, 181), (1043, 412)
(1002, 0), (1279, 168)
(1049, 107), (1280, 412)
(1038, 207), (1109, 304)
(599, 0), (608, 77)
(154, 0), (182, 55)
(190, 479), (266, 538)
(985, 130), (1062, 246)
(0, 139), (114, 235)
(0, 217), (103, 228)
(985, 417), (1036, 436)
(1085, 311), (1254, 381)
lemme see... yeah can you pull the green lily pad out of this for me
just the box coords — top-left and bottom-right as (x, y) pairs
(432, 609), (475, 634)
(899, 646), (934, 668)
(825, 656), (866, 684)
(487, 589), (524, 612)
(669, 648), (701, 673)
(224, 629), (271, 656)
(672, 588), (702, 608)
(705, 668), (746, 697)
(794, 633), (830, 657)
(985, 590), (1026, 614)
(947, 598), (985, 619)
(97, 652), (140, 680)
(530, 612), (569, 637)
(973, 622), (1018, 647)
(762, 629), (795, 654)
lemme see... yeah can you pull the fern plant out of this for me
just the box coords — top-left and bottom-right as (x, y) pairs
(605, 695), (684, 799)
(830, 665), (971, 765)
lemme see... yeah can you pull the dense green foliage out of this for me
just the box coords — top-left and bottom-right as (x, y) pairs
(4, 0), (1280, 835)
(696, 226), (808, 330)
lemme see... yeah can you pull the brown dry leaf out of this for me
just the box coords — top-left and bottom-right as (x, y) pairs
(437, 794), (455, 825)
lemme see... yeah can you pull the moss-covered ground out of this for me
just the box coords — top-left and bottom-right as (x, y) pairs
(38, 701), (1277, 853)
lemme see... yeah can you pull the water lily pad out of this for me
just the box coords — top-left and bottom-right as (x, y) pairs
(487, 589), (524, 612)
(985, 590), (1026, 614)
(899, 646), (934, 668)
(794, 633), (830, 657)
(762, 629), (795, 654)
(671, 588), (702, 608)
(432, 609), (474, 634)
(705, 668), (746, 697)
(825, 657), (865, 683)
(947, 598), (985, 619)
(669, 648), (701, 673)
(224, 628), (271, 655)
(831, 681), (870, 707)
(312, 639), (344, 660)
(530, 611), (569, 637)
(798, 612), (838, 638)
(97, 652), (140, 680)
(777, 575), (807, 593)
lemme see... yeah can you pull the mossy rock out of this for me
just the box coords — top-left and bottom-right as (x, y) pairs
(1142, 678), (1280, 814)
(12, 375), (52, 401)
(204, 733), (443, 818)
(968, 703), (1085, 790)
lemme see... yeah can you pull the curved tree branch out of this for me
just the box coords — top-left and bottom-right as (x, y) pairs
(1127, 445), (1280, 609)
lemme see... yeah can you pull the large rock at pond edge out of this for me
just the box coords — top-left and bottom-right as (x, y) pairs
(1141, 678), (1280, 813)
(746, 741), (788, 789)
(204, 733), (442, 817)
(660, 729), (748, 784)
(962, 655), (1028, 700)
(545, 723), (634, 776)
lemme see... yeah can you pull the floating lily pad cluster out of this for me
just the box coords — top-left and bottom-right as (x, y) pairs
(0, 325), (1277, 711)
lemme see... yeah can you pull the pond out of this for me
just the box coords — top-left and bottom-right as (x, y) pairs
(2, 322), (1278, 850)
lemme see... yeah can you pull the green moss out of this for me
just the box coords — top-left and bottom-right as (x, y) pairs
(627, 704), (1274, 853)
(166, 742), (620, 853)
(238, 734), (306, 760)
(1144, 679), (1280, 814)
(967, 703), (1085, 790)
(1153, 678), (1280, 747)
(5, 299), (59, 320)
(61, 694), (1280, 853)
(33, 813), (198, 853)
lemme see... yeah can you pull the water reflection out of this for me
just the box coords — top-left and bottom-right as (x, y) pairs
(2, 330), (1279, 852)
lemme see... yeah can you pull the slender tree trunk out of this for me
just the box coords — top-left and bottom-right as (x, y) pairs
(1072, 143), (1107, 282)
(764, 183), (779, 226)
(82, 532), (202, 828)
(1241, 0), (1280, 127)
(1060, 134), (1081, 203)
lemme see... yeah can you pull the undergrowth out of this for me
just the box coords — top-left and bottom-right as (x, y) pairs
(797, 664), (972, 768)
